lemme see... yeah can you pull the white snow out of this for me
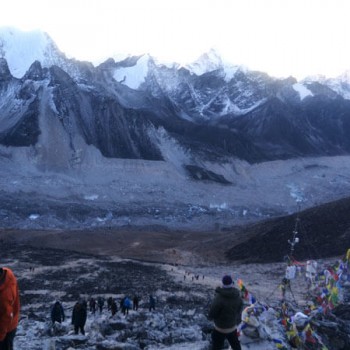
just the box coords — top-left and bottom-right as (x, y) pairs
(0, 27), (52, 78)
(286, 183), (305, 203)
(84, 194), (99, 201)
(113, 54), (150, 89)
(185, 48), (241, 82)
(209, 203), (228, 210)
(292, 83), (313, 100)
(227, 98), (268, 116)
(29, 214), (40, 220)
(186, 49), (223, 76)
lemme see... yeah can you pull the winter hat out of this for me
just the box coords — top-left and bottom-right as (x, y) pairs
(222, 275), (233, 288)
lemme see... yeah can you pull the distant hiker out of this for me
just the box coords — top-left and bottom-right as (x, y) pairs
(120, 297), (125, 314)
(208, 275), (243, 350)
(51, 301), (65, 324)
(281, 263), (297, 300)
(89, 297), (96, 314)
(110, 299), (118, 316)
(72, 301), (87, 335)
(0, 267), (20, 350)
(133, 295), (139, 311)
(107, 296), (113, 311)
(123, 297), (131, 315)
(97, 296), (104, 313)
(149, 295), (156, 311)
(306, 260), (318, 287)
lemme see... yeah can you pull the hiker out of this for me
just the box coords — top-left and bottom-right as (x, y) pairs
(149, 295), (156, 311)
(120, 297), (125, 314)
(0, 267), (20, 350)
(89, 297), (96, 314)
(110, 299), (118, 316)
(107, 296), (113, 311)
(123, 297), (131, 315)
(306, 260), (318, 287)
(51, 301), (65, 324)
(133, 295), (139, 311)
(97, 296), (104, 313)
(71, 301), (87, 335)
(208, 275), (243, 350)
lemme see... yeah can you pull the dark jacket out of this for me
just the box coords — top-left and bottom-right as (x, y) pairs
(51, 301), (65, 323)
(72, 302), (87, 327)
(208, 286), (243, 330)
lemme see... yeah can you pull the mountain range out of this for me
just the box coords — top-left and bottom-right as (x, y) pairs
(1, 27), (350, 237)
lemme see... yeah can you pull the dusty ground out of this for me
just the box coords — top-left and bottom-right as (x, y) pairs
(0, 227), (248, 266)
(0, 227), (324, 306)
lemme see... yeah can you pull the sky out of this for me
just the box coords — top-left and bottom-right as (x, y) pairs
(1, 0), (350, 80)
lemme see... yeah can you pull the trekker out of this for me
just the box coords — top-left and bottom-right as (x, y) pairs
(107, 296), (113, 311)
(120, 297), (126, 314)
(149, 295), (155, 311)
(110, 299), (117, 316)
(123, 297), (131, 315)
(51, 301), (65, 324)
(71, 301), (87, 335)
(89, 297), (96, 314)
(132, 295), (139, 310)
(97, 297), (104, 313)
(0, 267), (20, 350)
(208, 275), (243, 350)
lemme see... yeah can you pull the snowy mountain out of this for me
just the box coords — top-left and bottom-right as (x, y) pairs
(1, 28), (350, 162)
(0, 27), (74, 78)
(1, 28), (350, 231)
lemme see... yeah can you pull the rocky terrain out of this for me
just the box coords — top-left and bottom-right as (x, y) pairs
(1, 235), (350, 350)
(2, 189), (350, 267)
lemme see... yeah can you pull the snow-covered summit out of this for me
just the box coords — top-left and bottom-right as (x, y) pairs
(302, 71), (350, 100)
(185, 49), (242, 81)
(0, 27), (66, 78)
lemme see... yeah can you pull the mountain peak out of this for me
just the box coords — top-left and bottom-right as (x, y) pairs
(185, 48), (242, 82)
(185, 49), (223, 76)
(0, 27), (63, 78)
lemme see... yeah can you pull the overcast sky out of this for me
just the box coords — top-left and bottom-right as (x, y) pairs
(1, 0), (349, 79)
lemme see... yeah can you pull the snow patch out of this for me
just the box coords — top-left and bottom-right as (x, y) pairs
(287, 184), (305, 203)
(209, 203), (228, 211)
(84, 194), (99, 201)
(113, 54), (150, 89)
(29, 214), (40, 220)
(292, 83), (313, 100)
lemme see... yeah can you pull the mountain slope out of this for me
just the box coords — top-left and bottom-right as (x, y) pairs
(1, 28), (350, 167)
(1, 28), (350, 232)
(225, 196), (350, 263)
